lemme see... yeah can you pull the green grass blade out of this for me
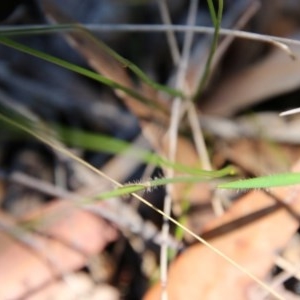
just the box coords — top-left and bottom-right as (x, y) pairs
(206, 0), (217, 27)
(193, 0), (223, 100)
(0, 108), (235, 180)
(219, 173), (300, 189)
(98, 184), (147, 199)
(0, 24), (74, 36)
(52, 125), (237, 178)
(0, 36), (168, 113)
(97, 175), (212, 200)
(0, 24), (183, 99)
(81, 28), (184, 98)
(59, 120), (230, 178)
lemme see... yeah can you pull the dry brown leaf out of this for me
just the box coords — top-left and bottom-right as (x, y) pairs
(220, 139), (300, 175)
(144, 159), (300, 300)
(201, 42), (300, 116)
(0, 201), (118, 300)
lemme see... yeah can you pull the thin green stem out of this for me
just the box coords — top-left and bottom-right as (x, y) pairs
(206, 0), (217, 27)
(0, 36), (168, 114)
(193, 0), (223, 101)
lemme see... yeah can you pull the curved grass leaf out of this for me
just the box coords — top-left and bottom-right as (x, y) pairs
(95, 174), (216, 200)
(77, 26), (184, 98)
(193, 0), (223, 100)
(0, 24), (183, 99)
(206, 0), (218, 27)
(0, 109), (235, 180)
(219, 173), (300, 189)
(0, 36), (169, 114)
(0, 24), (74, 36)
(56, 125), (236, 177)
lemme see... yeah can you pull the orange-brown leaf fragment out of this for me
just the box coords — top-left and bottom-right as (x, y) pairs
(0, 201), (118, 300)
(145, 160), (300, 300)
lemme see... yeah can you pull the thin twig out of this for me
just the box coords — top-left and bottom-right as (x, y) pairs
(159, 0), (199, 299)
(257, 255), (300, 299)
(0, 169), (179, 249)
(280, 107), (300, 116)
(157, 0), (181, 65)
(1, 23), (298, 55)
(0, 169), (78, 200)
(187, 105), (212, 170)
